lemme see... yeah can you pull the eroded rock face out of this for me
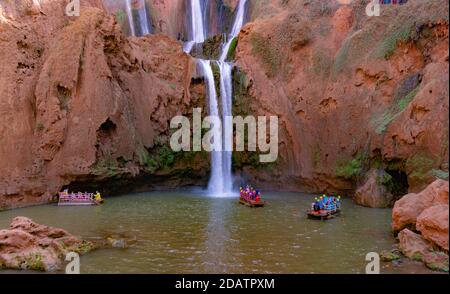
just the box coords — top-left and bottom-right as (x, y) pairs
(397, 227), (449, 272)
(0, 0), (208, 209)
(392, 180), (449, 271)
(416, 204), (449, 251)
(398, 228), (433, 261)
(423, 251), (449, 272)
(354, 169), (393, 208)
(0, 217), (94, 271)
(234, 0), (449, 194)
(0, 0), (449, 208)
(392, 179), (449, 233)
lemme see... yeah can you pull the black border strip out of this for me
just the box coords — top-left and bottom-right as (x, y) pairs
(0, 274), (448, 292)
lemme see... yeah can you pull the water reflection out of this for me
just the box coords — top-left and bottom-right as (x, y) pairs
(0, 191), (434, 274)
(202, 198), (232, 273)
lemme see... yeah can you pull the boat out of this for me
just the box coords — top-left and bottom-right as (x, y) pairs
(239, 187), (266, 208)
(307, 195), (342, 220)
(239, 197), (266, 208)
(307, 208), (341, 220)
(58, 190), (104, 206)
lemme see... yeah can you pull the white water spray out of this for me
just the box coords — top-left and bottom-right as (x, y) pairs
(186, 0), (248, 197)
(219, 0), (248, 62)
(125, 0), (151, 37)
(125, 0), (136, 36)
(198, 60), (225, 194)
(137, 2), (151, 36)
(218, 61), (233, 194)
(184, 0), (207, 53)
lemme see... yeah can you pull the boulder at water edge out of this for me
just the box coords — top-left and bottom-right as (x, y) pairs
(392, 179), (449, 233)
(354, 169), (394, 208)
(398, 228), (449, 272)
(398, 228), (433, 261)
(0, 217), (95, 272)
(416, 204), (449, 251)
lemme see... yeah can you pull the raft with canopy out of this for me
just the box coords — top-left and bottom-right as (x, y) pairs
(58, 190), (104, 206)
(239, 186), (266, 208)
(307, 194), (341, 220)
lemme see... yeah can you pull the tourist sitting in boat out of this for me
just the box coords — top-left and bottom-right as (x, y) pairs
(94, 191), (104, 204)
(312, 197), (321, 211)
(58, 190), (104, 206)
(308, 194), (342, 219)
(239, 185), (265, 207)
(255, 190), (261, 203)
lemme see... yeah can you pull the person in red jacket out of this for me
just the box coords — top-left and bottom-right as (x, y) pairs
(255, 190), (261, 203)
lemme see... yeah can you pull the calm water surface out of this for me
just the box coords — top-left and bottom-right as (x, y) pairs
(0, 191), (433, 274)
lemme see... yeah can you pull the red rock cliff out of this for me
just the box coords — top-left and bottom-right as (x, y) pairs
(0, 0), (208, 209)
(0, 0), (448, 209)
(234, 0), (448, 199)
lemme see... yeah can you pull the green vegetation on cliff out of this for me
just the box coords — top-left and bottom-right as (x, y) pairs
(406, 153), (435, 182)
(138, 145), (176, 173)
(376, 20), (416, 59)
(250, 33), (281, 78)
(23, 253), (45, 271)
(373, 84), (420, 135)
(226, 37), (239, 61)
(335, 154), (364, 180)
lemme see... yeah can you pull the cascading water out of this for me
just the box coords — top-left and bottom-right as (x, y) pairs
(184, 0), (207, 53)
(186, 0), (248, 196)
(218, 61), (233, 194)
(125, 0), (136, 36)
(198, 60), (225, 194)
(213, 0), (248, 196)
(219, 0), (248, 62)
(125, 0), (151, 37)
(135, 1), (151, 36)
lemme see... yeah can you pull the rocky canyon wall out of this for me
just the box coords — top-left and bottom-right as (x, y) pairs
(0, 0), (209, 209)
(233, 0), (449, 205)
(0, 0), (448, 209)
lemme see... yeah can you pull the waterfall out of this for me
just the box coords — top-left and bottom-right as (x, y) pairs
(136, 1), (151, 36)
(184, 0), (207, 53)
(187, 0), (248, 197)
(218, 61), (233, 194)
(125, 0), (151, 37)
(125, 0), (136, 36)
(198, 60), (225, 194)
(219, 0), (248, 62)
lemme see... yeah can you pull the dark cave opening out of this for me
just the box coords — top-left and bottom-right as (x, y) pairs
(385, 168), (409, 199)
(98, 118), (117, 136)
(60, 171), (208, 199)
(96, 118), (117, 157)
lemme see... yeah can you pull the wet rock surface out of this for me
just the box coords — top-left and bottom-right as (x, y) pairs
(235, 0), (448, 194)
(392, 179), (449, 233)
(0, 217), (95, 272)
(0, 1), (448, 209)
(0, 0), (208, 209)
(392, 180), (449, 272)
(354, 169), (394, 208)
(416, 204), (449, 251)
